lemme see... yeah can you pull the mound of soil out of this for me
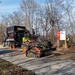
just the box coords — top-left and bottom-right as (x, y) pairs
(0, 58), (36, 75)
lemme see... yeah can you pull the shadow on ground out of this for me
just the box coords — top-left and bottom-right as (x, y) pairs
(0, 49), (14, 55)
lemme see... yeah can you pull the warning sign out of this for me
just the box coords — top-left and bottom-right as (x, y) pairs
(57, 32), (60, 40)
(57, 31), (66, 40)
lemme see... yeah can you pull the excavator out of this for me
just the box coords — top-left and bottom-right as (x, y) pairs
(3, 26), (53, 58)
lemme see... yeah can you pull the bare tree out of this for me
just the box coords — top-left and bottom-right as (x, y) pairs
(20, 0), (38, 33)
(1, 0), (75, 44)
(42, 0), (63, 43)
(8, 11), (23, 26)
(60, 0), (75, 42)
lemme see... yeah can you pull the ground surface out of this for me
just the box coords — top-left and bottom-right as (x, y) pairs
(0, 45), (75, 75)
(0, 58), (36, 75)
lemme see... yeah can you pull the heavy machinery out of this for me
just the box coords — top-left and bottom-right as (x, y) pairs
(3, 26), (29, 47)
(3, 26), (53, 57)
(22, 34), (53, 57)
(25, 40), (53, 57)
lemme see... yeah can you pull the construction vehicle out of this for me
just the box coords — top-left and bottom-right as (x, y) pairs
(3, 26), (29, 47)
(22, 33), (53, 58)
(3, 26), (53, 57)
(25, 40), (53, 57)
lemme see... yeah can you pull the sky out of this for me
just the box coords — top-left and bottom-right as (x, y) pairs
(0, 0), (21, 15)
(0, 0), (45, 17)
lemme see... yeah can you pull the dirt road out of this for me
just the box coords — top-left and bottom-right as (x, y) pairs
(0, 46), (75, 75)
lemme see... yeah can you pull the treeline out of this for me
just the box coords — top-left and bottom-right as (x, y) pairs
(0, 0), (75, 43)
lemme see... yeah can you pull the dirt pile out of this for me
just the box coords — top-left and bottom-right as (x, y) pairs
(0, 58), (36, 75)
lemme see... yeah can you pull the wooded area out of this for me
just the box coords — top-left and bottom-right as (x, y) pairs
(0, 0), (75, 43)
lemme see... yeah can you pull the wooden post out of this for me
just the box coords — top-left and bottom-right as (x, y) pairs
(65, 40), (67, 49)
(57, 40), (59, 48)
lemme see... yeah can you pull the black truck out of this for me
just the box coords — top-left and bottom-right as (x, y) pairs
(3, 26), (30, 47)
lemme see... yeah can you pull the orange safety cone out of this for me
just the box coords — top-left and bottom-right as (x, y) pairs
(13, 45), (16, 50)
(10, 44), (13, 50)
(22, 46), (27, 53)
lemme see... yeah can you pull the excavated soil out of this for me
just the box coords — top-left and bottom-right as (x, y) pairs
(0, 58), (36, 75)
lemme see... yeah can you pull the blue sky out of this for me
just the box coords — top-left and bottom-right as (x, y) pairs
(0, 0), (45, 16)
(0, 0), (21, 15)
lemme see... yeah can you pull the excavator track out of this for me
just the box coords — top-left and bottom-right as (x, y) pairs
(25, 40), (53, 58)
(26, 48), (51, 58)
(26, 49), (40, 58)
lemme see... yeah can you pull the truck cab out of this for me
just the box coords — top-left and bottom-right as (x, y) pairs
(3, 26), (30, 47)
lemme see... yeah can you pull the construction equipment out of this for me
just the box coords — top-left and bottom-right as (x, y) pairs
(3, 26), (29, 47)
(22, 36), (53, 58)
(3, 26), (53, 57)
